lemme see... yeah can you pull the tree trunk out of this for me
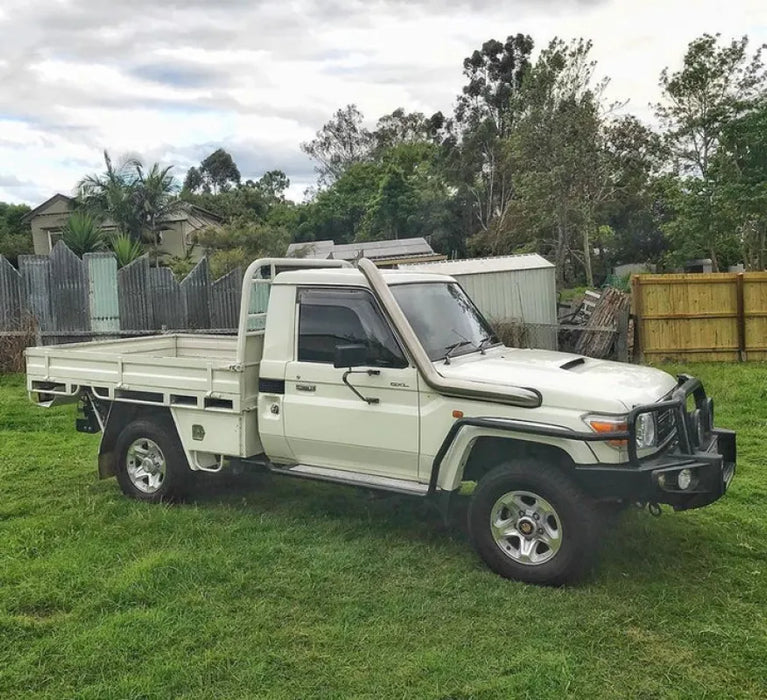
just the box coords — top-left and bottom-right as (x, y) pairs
(709, 246), (720, 273)
(582, 226), (594, 288)
(555, 220), (568, 288)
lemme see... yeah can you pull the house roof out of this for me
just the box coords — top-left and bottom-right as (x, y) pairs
(403, 253), (555, 276)
(161, 202), (223, 224)
(21, 193), (74, 222)
(287, 237), (440, 262)
(21, 193), (222, 227)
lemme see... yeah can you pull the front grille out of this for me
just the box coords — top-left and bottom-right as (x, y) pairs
(656, 407), (677, 445)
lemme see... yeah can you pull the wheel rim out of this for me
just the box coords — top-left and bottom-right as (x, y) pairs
(126, 438), (167, 494)
(490, 490), (563, 566)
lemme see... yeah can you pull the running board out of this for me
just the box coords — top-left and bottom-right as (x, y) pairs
(271, 463), (429, 496)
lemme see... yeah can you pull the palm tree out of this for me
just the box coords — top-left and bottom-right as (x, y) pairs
(134, 162), (182, 255)
(77, 151), (183, 258)
(78, 151), (143, 240)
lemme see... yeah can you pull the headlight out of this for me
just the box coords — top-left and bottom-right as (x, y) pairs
(635, 412), (657, 449)
(585, 412), (657, 450)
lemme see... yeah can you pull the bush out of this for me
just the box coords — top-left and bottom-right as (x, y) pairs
(0, 316), (36, 374)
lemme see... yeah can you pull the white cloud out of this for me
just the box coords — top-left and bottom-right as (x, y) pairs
(0, 0), (764, 204)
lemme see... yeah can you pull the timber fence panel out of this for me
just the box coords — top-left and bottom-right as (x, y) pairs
(210, 267), (242, 330)
(0, 256), (22, 330)
(18, 255), (52, 337)
(118, 255), (154, 331)
(48, 241), (90, 342)
(742, 272), (767, 361)
(181, 258), (212, 329)
(632, 272), (767, 362)
(150, 266), (186, 329)
(85, 253), (120, 334)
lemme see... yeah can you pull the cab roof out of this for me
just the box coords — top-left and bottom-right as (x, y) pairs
(271, 267), (456, 287)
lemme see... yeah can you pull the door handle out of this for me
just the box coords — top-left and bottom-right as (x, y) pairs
(296, 383), (316, 392)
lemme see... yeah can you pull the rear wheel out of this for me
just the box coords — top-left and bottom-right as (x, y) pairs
(468, 460), (602, 585)
(114, 418), (191, 502)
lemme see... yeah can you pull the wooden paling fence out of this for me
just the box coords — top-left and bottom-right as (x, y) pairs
(632, 272), (767, 362)
(0, 241), (265, 346)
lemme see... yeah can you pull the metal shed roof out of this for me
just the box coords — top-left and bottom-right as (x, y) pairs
(403, 253), (554, 275)
(287, 237), (439, 262)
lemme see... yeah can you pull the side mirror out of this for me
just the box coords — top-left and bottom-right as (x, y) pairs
(334, 343), (368, 368)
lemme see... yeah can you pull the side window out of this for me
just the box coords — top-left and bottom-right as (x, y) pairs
(297, 288), (407, 368)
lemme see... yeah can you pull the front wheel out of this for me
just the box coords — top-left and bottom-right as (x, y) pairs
(114, 417), (191, 502)
(468, 461), (602, 585)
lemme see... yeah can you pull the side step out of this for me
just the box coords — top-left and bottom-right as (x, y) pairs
(271, 463), (429, 496)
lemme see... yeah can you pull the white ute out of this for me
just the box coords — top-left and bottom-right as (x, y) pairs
(26, 258), (736, 585)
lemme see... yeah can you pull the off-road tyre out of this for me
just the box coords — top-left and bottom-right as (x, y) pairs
(468, 460), (603, 586)
(114, 417), (192, 503)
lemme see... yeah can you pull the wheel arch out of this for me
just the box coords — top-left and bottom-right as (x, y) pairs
(433, 425), (596, 492)
(463, 436), (577, 483)
(97, 402), (173, 479)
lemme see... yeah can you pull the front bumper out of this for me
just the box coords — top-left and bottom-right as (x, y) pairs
(575, 428), (735, 510)
(574, 375), (736, 511)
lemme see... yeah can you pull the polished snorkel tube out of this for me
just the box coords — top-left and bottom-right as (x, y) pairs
(357, 258), (542, 409)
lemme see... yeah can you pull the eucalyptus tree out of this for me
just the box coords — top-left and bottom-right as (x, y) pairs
(656, 34), (766, 269)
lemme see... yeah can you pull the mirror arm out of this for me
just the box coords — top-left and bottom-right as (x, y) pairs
(342, 368), (380, 404)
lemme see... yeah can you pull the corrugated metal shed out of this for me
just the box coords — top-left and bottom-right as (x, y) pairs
(404, 254), (557, 348)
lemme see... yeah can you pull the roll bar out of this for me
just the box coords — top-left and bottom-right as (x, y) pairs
(357, 258), (542, 408)
(236, 257), (352, 364)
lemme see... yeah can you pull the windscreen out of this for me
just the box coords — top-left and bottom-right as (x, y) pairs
(390, 282), (499, 362)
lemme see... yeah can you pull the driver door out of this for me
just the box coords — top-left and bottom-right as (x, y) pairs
(282, 287), (420, 480)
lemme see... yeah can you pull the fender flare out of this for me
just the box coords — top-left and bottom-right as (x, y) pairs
(428, 417), (623, 494)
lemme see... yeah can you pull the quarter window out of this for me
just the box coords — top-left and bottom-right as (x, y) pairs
(297, 288), (407, 368)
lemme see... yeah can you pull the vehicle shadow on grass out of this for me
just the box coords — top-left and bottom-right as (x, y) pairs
(182, 469), (747, 588)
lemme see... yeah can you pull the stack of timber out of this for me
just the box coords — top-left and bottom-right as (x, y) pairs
(574, 287), (631, 359)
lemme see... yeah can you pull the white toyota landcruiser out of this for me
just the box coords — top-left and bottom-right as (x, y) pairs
(26, 257), (736, 585)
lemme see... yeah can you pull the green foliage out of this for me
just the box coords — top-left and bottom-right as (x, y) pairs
(62, 212), (104, 256)
(1, 364), (767, 696)
(78, 151), (181, 250)
(195, 218), (291, 277)
(165, 255), (197, 280)
(654, 34), (766, 271)
(301, 104), (374, 186)
(55, 31), (767, 281)
(109, 234), (144, 269)
(209, 248), (248, 279)
(0, 202), (33, 264)
(183, 148), (241, 194)
(711, 99), (767, 269)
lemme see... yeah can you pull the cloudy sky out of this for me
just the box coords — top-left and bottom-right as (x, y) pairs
(0, 0), (764, 206)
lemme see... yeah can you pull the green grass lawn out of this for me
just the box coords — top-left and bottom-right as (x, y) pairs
(1, 365), (766, 699)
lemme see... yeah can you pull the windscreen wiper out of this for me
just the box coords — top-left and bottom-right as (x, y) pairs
(442, 340), (472, 365)
(477, 335), (498, 354)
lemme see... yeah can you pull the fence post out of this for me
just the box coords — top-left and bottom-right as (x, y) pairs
(736, 273), (746, 362)
(616, 304), (629, 363)
(630, 275), (644, 363)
